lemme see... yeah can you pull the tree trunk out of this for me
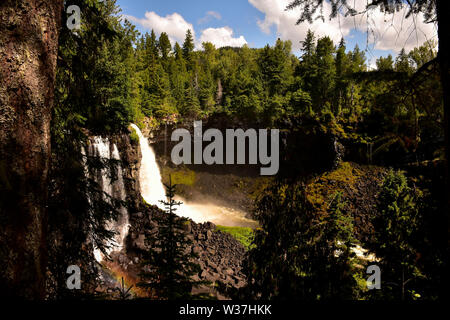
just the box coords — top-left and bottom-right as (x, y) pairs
(436, 0), (450, 301)
(437, 0), (449, 241)
(0, 0), (62, 299)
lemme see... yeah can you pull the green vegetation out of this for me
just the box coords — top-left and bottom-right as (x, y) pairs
(368, 170), (424, 300)
(129, 126), (140, 146)
(245, 183), (360, 300)
(216, 226), (255, 251)
(53, 0), (443, 169)
(161, 167), (196, 187)
(305, 162), (367, 214)
(138, 178), (207, 299)
(45, 0), (445, 301)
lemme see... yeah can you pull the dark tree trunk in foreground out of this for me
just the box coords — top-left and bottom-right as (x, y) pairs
(436, 1), (450, 205)
(0, 0), (62, 298)
(436, 0), (450, 298)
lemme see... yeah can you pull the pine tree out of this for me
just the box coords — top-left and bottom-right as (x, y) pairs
(49, 0), (136, 297)
(313, 36), (336, 112)
(158, 32), (172, 61)
(395, 48), (413, 74)
(183, 29), (195, 68)
(244, 183), (360, 300)
(334, 38), (348, 116)
(349, 44), (366, 72)
(301, 29), (316, 60)
(368, 170), (424, 300)
(376, 54), (395, 71)
(297, 29), (317, 109)
(174, 42), (184, 61)
(138, 177), (206, 300)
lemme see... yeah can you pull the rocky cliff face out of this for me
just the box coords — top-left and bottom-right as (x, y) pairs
(0, 0), (63, 299)
(113, 132), (142, 214)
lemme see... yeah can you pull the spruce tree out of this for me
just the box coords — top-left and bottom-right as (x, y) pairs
(138, 177), (206, 300)
(244, 183), (360, 300)
(158, 32), (172, 61)
(183, 29), (195, 69)
(368, 170), (423, 300)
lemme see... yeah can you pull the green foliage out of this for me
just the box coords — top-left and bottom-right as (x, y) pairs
(138, 178), (207, 299)
(368, 170), (424, 300)
(376, 54), (394, 71)
(182, 29), (195, 64)
(129, 126), (139, 146)
(70, 16), (442, 167)
(244, 182), (360, 300)
(55, 0), (141, 134)
(48, 0), (135, 297)
(46, 0), (444, 301)
(161, 167), (196, 187)
(215, 226), (255, 251)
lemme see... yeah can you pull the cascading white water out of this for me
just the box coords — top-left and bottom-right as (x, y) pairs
(110, 144), (130, 252)
(130, 124), (258, 228)
(86, 137), (130, 262)
(130, 124), (167, 210)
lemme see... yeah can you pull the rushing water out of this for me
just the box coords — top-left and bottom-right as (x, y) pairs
(85, 137), (130, 262)
(130, 124), (166, 211)
(130, 124), (257, 228)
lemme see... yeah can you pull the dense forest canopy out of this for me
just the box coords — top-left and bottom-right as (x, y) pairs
(56, 0), (443, 167)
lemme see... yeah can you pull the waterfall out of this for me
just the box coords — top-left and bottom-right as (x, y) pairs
(85, 137), (130, 262)
(130, 124), (167, 210)
(130, 124), (258, 228)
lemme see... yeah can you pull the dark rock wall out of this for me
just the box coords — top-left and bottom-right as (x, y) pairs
(114, 132), (142, 214)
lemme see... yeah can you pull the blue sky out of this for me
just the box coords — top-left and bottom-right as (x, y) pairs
(117, 0), (273, 48)
(116, 0), (437, 68)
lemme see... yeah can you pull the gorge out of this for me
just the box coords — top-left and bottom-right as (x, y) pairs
(0, 0), (445, 301)
(81, 124), (256, 298)
(130, 123), (258, 228)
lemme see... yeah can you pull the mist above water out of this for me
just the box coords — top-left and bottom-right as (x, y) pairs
(130, 124), (257, 228)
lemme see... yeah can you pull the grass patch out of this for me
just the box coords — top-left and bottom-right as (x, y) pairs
(161, 167), (196, 186)
(215, 225), (255, 251)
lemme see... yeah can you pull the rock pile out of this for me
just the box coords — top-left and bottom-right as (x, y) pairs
(123, 206), (247, 298)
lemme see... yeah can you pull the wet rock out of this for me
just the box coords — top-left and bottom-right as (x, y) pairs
(205, 222), (216, 230)
(134, 234), (146, 250)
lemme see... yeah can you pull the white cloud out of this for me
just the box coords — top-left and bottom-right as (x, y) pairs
(123, 11), (195, 45)
(198, 11), (222, 24)
(358, 7), (437, 52)
(248, 0), (437, 53)
(249, 0), (352, 51)
(199, 26), (248, 48)
(123, 11), (246, 50)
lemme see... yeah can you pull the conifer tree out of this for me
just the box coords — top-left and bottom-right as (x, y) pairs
(49, 0), (136, 297)
(376, 55), (395, 71)
(395, 48), (413, 74)
(158, 32), (172, 61)
(368, 170), (424, 300)
(183, 29), (195, 67)
(138, 177), (206, 300)
(244, 183), (360, 300)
